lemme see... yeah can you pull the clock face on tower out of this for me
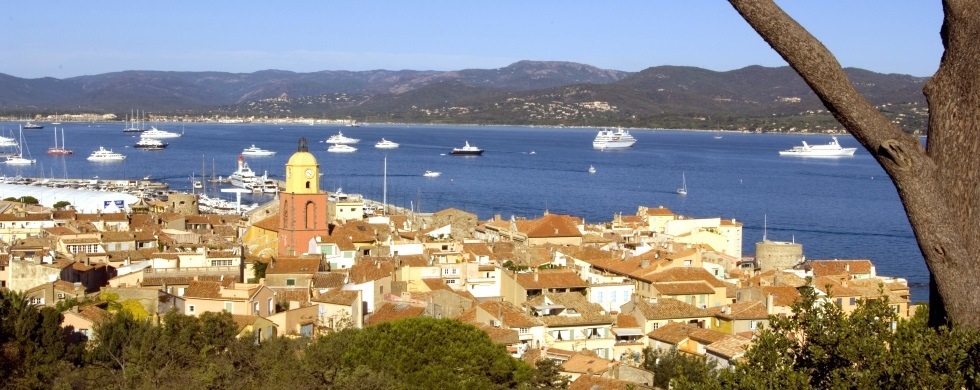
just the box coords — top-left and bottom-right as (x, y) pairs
(305, 169), (314, 178)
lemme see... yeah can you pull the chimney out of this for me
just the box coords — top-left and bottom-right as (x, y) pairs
(766, 294), (774, 315)
(534, 272), (539, 282)
(641, 258), (650, 269)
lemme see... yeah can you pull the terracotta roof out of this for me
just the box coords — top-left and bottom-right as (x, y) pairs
(644, 206), (675, 216)
(525, 292), (614, 327)
(313, 289), (359, 306)
(422, 278), (453, 292)
(462, 242), (493, 257)
(761, 285), (803, 307)
(807, 259), (874, 277)
(43, 226), (78, 236)
(516, 270), (589, 290)
(312, 272), (347, 289)
(251, 213), (279, 231)
(745, 269), (807, 287)
(647, 267), (726, 288)
(277, 289), (312, 307)
(347, 258), (395, 285)
(652, 281), (716, 296)
(142, 274), (239, 287)
(647, 321), (700, 344)
(395, 254), (429, 267)
(562, 353), (616, 375)
(523, 214), (582, 238)
(366, 302), (425, 326)
(477, 300), (543, 328)
(706, 300), (770, 320)
(267, 257), (320, 275)
(101, 231), (135, 242)
(616, 313), (640, 328)
(706, 336), (751, 360)
(630, 298), (707, 321)
(183, 280), (224, 299)
(75, 305), (110, 323)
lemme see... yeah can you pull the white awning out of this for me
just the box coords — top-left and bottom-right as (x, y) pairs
(611, 328), (644, 336)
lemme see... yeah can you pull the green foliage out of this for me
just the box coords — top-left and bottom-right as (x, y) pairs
(342, 317), (532, 390)
(252, 260), (269, 279)
(17, 196), (39, 205)
(52, 200), (72, 210)
(642, 347), (720, 389)
(719, 286), (980, 389)
(522, 358), (570, 390)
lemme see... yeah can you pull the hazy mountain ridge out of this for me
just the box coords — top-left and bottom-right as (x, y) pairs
(0, 61), (927, 132)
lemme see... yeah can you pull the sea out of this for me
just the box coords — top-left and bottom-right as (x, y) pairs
(0, 121), (928, 302)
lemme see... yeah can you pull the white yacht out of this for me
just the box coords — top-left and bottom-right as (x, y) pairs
(593, 128), (637, 149)
(423, 170), (441, 178)
(328, 144), (357, 153)
(0, 134), (18, 147)
(450, 141), (484, 156)
(242, 145), (276, 156)
(87, 147), (126, 161)
(229, 155), (258, 189)
(134, 137), (167, 150)
(5, 127), (36, 165)
(779, 136), (857, 157)
(141, 126), (182, 139)
(375, 138), (400, 149)
(326, 131), (360, 144)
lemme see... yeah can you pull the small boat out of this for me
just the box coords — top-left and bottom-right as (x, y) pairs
(326, 130), (360, 144)
(242, 145), (276, 156)
(450, 141), (484, 156)
(134, 137), (168, 150)
(593, 128), (636, 149)
(22, 122), (43, 130)
(779, 136), (856, 157)
(87, 146), (126, 162)
(141, 126), (182, 139)
(46, 127), (73, 155)
(375, 138), (400, 149)
(328, 144), (357, 153)
(677, 173), (688, 195)
(588, 165), (596, 174)
(529, 150), (537, 155)
(423, 171), (441, 178)
(0, 134), (17, 147)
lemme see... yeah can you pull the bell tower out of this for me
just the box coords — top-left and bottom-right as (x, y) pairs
(278, 138), (329, 256)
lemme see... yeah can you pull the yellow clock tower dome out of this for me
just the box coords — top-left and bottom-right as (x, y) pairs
(278, 138), (329, 256)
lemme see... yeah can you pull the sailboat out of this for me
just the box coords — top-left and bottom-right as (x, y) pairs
(676, 173), (688, 195)
(5, 126), (36, 165)
(588, 165), (596, 174)
(46, 127), (73, 155)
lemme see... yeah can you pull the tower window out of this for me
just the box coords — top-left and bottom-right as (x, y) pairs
(306, 181), (310, 189)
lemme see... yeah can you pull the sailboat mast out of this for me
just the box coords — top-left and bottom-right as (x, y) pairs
(382, 156), (387, 216)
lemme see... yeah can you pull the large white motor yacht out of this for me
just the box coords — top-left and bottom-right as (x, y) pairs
(374, 138), (400, 149)
(242, 145), (276, 156)
(134, 137), (167, 150)
(326, 131), (360, 144)
(449, 141), (484, 156)
(779, 136), (857, 157)
(141, 126), (182, 139)
(229, 155), (257, 188)
(593, 128), (637, 149)
(87, 146), (126, 161)
(328, 144), (357, 153)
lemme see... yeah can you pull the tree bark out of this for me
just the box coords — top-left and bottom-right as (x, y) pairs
(728, 0), (980, 328)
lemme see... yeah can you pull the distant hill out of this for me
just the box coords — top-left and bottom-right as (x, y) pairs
(0, 61), (928, 132)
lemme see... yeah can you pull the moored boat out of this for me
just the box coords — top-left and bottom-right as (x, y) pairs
(593, 128), (636, 149)
(134, 137), (168, 150)
(375, 139), (400, 149)
(328, 144), (357, 153)
(450, 141), (484, 156)
(326, 131), (360, 144)
(778, 136), (856, 157)
(242, 145), (276, 156)
(423, 170), (441, 177)
(141, 126), (182, 139)
(87, 146), (126, 162)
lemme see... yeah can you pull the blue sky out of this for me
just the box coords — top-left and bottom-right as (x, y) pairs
(1, 1), (943, 79)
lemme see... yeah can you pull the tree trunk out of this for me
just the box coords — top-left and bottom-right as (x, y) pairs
(728, 0), (980, 328)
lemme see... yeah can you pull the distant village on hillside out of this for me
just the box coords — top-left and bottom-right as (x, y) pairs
(0, 141), (914, 388)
